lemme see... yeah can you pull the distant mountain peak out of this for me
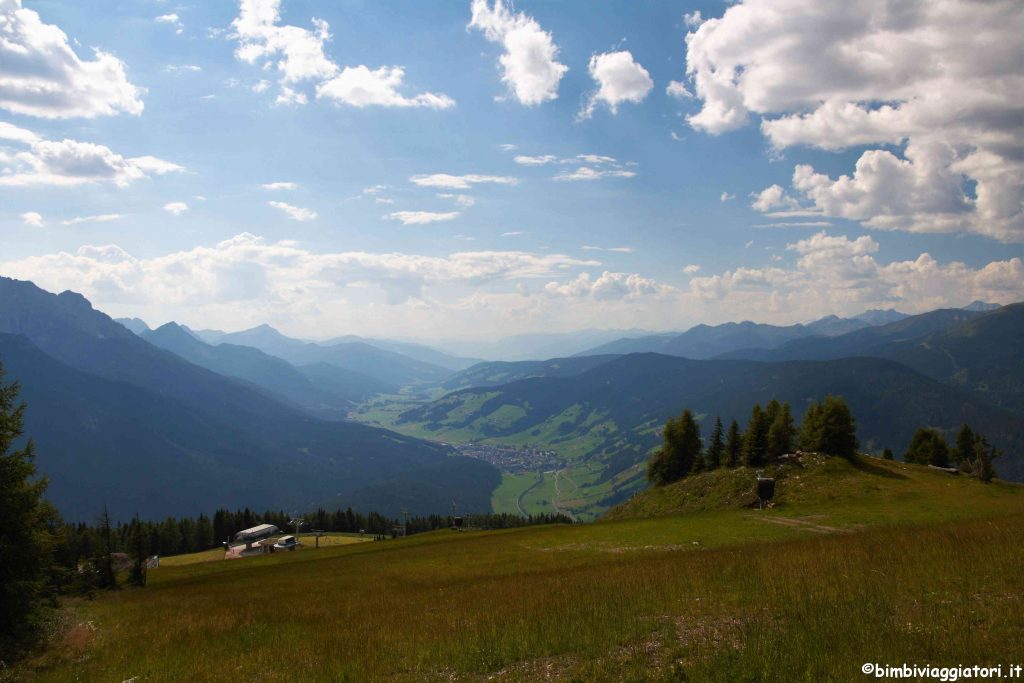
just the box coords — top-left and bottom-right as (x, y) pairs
(115, 317), (151, 335)
(962, 300), (1000, 312)
(854, 308), (909, 326)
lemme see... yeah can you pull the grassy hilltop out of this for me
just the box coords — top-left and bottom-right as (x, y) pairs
(13, 457), (1024, 682)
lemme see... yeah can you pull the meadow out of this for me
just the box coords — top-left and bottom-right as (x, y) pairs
(11, 458), (1024, 682)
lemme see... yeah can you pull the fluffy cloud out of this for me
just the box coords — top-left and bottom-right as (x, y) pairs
(262, 181), (297, 190)
(437, 194), (475, 208)
(544, 271), (672, 301)
(0, 233), (601, 327)
(60, 214), (124, 226)
(386, 211), (460, 225)
(3, 232), (1019, 338)
(231, 0), (451, 108)
(163, 202), (189, 216)
(155, 13), (183, 34)
(554, 167), (635, 182)
(409, 173), (517, 190)
(468, 0), (568, 106)
(665, 81), (691, 100)
(0, 0), (144, 118)
(0, 134), (183, 187)
(683, 0), (1024, 242)
(20, 211), (42, 227)
(267, 201), (317, 221)
(750, 184), (799, 212)
(579, 50), (653, 119)
(317, 66), (454, 109)
(689, 232), (1024, 319)
(514, 155), (558, 166)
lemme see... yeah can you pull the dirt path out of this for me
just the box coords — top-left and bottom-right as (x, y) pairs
(754, 515), (850, 534)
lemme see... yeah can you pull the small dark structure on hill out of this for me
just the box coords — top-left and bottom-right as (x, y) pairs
(755, 471), (776, 509)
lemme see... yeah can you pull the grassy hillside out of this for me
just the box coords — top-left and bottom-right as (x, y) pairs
(606, 453), (1024, 522)
(14, 460), (1024, 681)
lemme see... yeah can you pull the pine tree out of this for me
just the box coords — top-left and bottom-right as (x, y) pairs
(705, 417), (725, 470)
(766, 402), (795, 459)
(972, 435), (999, 483)
(0, 365), (56, 661)
(801, 396), (858, 458)
(648, 409), (701, 485)
(882, 448), (894, 460)
(691, 449), (706, 474)
(127, 515), (148, 587)
(819, 395), (858, 458)
(725, 420), (741, 467)
(800, 401), (824, 452)
(955, 424), (975, 467)
(904, 428), (950, 467)
(95, 505), (117, 590)
(741, 404), (769, 467)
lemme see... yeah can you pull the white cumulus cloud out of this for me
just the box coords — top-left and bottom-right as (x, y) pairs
(554, 167), (636, 182)
(0, 0), (144, 118)
(317, 66), (454, 109)
(20, 211), (43, 227)
(468, 0), (568, 106)
(683, 0), (1024, 242)
(387, 211), (461, 225)
(268, 200), (317, 221)
(409, 173), (517, 190)
(230, 0), (451, 110)
(163, 202), (189, 215)
(0, 134), (183, 187)
(579, 50), (653, 120)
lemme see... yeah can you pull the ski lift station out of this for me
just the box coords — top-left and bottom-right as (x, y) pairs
(234, 524), (279, 550)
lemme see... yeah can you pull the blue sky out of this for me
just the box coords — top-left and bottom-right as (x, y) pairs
(1, 0), (1021, 341)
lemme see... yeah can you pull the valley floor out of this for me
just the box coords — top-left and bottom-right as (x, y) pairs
(11, 459), (1024, 682)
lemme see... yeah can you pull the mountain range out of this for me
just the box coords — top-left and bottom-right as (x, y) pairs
(5, 274), (1021, 522)
(0, 277), (498, 520)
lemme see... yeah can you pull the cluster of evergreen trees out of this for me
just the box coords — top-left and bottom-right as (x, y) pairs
(903, 424), (1000, 481)
(648, 396), (858, 487)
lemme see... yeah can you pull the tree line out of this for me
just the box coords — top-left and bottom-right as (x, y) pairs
(648, 396), (858, 486)
(0, 367), (569, 664)
(899, 424), (1000, 482)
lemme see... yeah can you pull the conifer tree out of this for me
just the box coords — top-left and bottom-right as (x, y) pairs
(741, 404), (770, 467)
(725, 420), (741, 468)
(800, 396), (857, 458)
(882, 448), (894, 460)
(0, 366), (56, 661)
(647, 409), (702, 485)
(127, 515), (148, 587)
(955, 424), (975, 467)
(706, 416), (725, 470)
(691, 449), (706, 474)
(972, 434), (999, 483)
(904, 428), (950, 467)
(766, 402), (795, 459)
(95, 506), (117, 590)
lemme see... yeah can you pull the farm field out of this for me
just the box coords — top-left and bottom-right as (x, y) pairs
(13, 457), (1024, 682)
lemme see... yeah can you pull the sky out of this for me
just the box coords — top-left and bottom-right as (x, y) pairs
(1, 0), (1022, 342)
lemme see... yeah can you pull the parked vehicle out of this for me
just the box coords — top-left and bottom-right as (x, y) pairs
(273, 535), (298, 551)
